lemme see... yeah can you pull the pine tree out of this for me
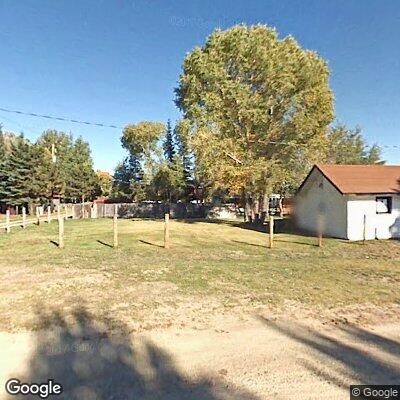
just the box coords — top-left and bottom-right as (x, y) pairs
(65, 137), (98, 202)
(163, 120), (176, 163)
(151, 158), (185, 202)
(173, 121), (192, 183)
(0, 129), (98, 207)
(112, 154), (144, 201)
(0, 128), (8, 206)
(172, 120), (194, 201)
(2, 135), (36, 207)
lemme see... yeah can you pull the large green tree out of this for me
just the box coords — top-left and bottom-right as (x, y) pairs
(36, 130), (98, 203)
(36, 130), (74, 199)
(175, 24), (334, 219)
(327, 124), (383, 165)
(0, 128), (99, 208)
(121, 121), (165, 160)
(1, 135), (36, 207)
(65, 137), (98, 202)
(120, 121), (189, 203)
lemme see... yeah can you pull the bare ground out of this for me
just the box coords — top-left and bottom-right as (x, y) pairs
(1, 310), (400, 400)
(1, 220), (400, 398)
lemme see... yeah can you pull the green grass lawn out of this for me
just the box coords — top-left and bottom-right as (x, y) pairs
(0, 218), (399, 332)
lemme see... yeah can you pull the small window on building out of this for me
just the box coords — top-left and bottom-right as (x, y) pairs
(376, 196), (392, 214)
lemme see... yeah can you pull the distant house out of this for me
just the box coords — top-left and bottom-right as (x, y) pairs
(295, 164), (400, 240)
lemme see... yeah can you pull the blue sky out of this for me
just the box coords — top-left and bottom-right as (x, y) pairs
(0, 0), (399, 171)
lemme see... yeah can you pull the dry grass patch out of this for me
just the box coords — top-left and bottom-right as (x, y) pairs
(0, 218), (399, 332)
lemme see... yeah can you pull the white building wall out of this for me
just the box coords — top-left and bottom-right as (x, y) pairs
(347, 194), (400, 240)
(295, 168), (348, 238)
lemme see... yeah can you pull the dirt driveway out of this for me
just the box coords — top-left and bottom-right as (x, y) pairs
(1, 312), (399, 400)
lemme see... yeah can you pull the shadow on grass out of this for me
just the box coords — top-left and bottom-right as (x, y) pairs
(49, 240), (60, 247)
(139, 239), (164, 249)
(274, 238), (318, 247)
(232, 240), (267, 249)
(181, 218), (308, 235)
(15, 304), (260, 400)
(97, 240), (113, 248)
(259, 316), (400, 387)
(118, 215), (324, 244)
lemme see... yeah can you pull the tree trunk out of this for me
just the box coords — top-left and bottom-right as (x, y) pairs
(260, 193), (268, 223)
(243, 190), (251, 223)
(28, 202), (35, 216)
(253, 197), (260, 224)
(250, 197), (256, 223)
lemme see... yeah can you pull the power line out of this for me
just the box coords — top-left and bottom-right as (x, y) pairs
(260, 140), (400, 150)
(0, 106), (123, 130)
(0, 105), (398, 150)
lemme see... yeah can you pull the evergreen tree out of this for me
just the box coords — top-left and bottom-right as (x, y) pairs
(112, 154), (144, 201)
(0, 129), (98, 207)
(2, 135), (36, 207)
(150, 158), (185, 202)
(174, 120), (193, 183)
(65, 137), (98, 202)
(163, 120), (176, 163)
(0, 127), (8, 206)
(0, 125), (5, 159)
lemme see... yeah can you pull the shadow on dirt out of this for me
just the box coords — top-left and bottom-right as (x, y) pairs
(10, 305), (260, 400)
(259, 316), (400, 387)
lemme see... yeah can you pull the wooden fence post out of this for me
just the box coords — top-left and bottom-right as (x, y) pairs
(36, 207), (41, 226)
(57, 205), (61, 220)
(47, 206), (51, 224)
(22, 207), (26, 229)
(113, 205), (118, 248)
(363, 214), (367, 245)
(318, 214), (324, 247)
(91, 203), (98, 219)
(268, 215), (274, 248)
(58, 217), (64, 249)
(81, 196), (85, 219)
(65, 205), (68, 220)
(5, 210), (10, 234)
(164, 213), (170, 249)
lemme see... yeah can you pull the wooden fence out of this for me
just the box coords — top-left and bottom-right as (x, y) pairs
(0, 204), (75, 233)
(0, 203), (173, 250)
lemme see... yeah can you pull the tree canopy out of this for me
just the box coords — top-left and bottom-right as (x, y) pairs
(0, 129), (99, 209)
(327, 124), (383, 165)
(0, 24), (386, 214)
(118, 121), (188, 203)
(175, 24), (334, 203)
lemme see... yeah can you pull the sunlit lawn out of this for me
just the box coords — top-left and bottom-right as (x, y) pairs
(0, 218), (399, 331)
